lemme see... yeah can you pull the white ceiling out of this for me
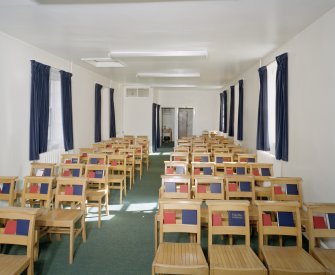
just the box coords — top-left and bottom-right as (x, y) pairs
(1, 0), (335, 88)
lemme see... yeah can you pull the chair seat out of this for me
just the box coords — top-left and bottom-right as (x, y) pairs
(209, 245), (267, 274)
(262, 246), (326, 274)
(153, 242), (208, 274)
(0, 254), (30, 275)
(86, 189), (106, 199)
(37, 209), (84, 226)
(312, 248), (335, 274)
(108, 175), (125, 182)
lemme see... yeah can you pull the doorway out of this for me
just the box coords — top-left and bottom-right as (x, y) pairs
(178, 108), (194, 138)
(161, 108), (175, 145)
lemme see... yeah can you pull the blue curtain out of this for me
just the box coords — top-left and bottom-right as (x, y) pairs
(223, 90), (227, 133)
(228, 86), (235, 136)
(219, 92), (223, 131)
(237, 80), (244, 141)
(29, 60), (50, 161)
(152, 103), (157, 152)
(275, 53), (289, 161)
(60, 71), (74, 151)
(94, 84), (102, 142)
(156, 104), (160, 148)
(109, 88), (116, 138)
(256, 66), (270, 151)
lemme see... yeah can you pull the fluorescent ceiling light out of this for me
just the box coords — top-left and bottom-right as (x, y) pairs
(151, 84), (196, 88)
(137, 72), (200, 78)
(108, 50), (208, 58)
(81, 57), (125, 68)
(198, 85), (223, 89)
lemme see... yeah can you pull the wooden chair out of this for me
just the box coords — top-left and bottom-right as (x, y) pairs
(130, 145), (143, 180)
(60, 154), (80, 164)
(79, 148), (94, 164)
(0, 207), (41, 275)
(225, 175), (256, 204)
(164, 161), (189, 176)
(174, 146), (190, 154)
(192, 152), (211, 163)
(0, 176), (17, 206)
(170, 152), (189, 163)
(307, 203), (335, 274)
(249, 163), (274, 200)
(92, 142), (106, 152)
(214, 153), (234, 176)
(37, 177), (87, 264)
(191, 162), (215, 185)
(152, 199), (208, 275)
(160, 175), (191, 199)
(87, 153), (107, 165)
(256, 201), (326, 274)
(270, 177), (303, 206)
(30, 163), (56, 177)
(137, 139), (150, 171)
(119, 148), (135, 187)
(207, 200), (267, 275)
(223, 162), (248, 176)
(22, 176), (55, 208)
(99, 148), (116, 155)
(85, 165), (109, 228)
(194, 176), (224, 200)
(107, 155), (127, 204)
(237, 153), (257, 163)
(59, 163), (85, 178)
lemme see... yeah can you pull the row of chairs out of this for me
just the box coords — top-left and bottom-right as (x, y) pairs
(153, 199), (335, 274)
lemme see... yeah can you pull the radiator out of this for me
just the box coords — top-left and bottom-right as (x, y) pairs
(39, 149), (65, 164)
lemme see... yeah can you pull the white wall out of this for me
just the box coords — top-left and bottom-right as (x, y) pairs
(157, 89), (220, 137)
(225, 7), (335, 205)
(0, 31), (115, 180)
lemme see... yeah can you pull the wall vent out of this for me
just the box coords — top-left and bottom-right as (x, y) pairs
(126, 87), (149, 97)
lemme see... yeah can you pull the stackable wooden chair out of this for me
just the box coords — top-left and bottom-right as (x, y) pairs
(60, 154), (81, 164)
(37, 177), (87, 264)
(223, 162), (248, 176)
(87, 153), (107, 165)
(137, 139), (150, 171)
(0, 176), (17, 206)
(192, 152), (211, 163)
(30, 163), (56, 177)
(79, 148), (95, 164)
(249, 163), (274, 200)
(152, 199), (208, 275)
(194, 176), (225, 201)
(191, 162), (215, 181)
(85, 165), (109, 228)
(22, 176), (55, 208)
(307, 203), (335, 274)
(107, 155), (127, 204)
(207, 200), (267, 275)
(214, 153), (234, 177)
(256, 201), (326, 274)
(225, 175), (256, 204)
(170, 152), (189, 163)
(164, 161), (189, 176)
(0, 207), (41, 275)
(237, 153), (257, 163)
(59, 163), (85, 178)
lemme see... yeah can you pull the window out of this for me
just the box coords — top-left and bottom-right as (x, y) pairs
(267, 61), (277, 155)
(48, 69), (64, 151)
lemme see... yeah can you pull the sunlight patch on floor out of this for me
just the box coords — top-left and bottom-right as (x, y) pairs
(125, 202), (157, 212)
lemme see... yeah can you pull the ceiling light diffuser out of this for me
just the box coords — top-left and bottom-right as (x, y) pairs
(108, 50), (208, 58)
(137, 72), (200, 78)
(151, 84), (196, 88)
(81, 57), (125, 68)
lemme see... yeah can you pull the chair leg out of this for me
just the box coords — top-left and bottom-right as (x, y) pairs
(69, 226), (74, 264)
(120, 187), (123, 204)
(124, 180), (127, 196)
(98, 199), (101, 228)
(82, 216), (87, 242)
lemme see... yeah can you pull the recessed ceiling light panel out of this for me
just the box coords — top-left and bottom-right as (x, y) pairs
(137, 72), (200, 78)
(81, 57), (125, 68)
(108, 50), (208, 58)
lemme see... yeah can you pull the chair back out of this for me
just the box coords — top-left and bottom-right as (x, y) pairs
(159, 199), (202, 244)
(214, 153), (234, 164)
(226, 175), (255, 203)
(256, 201), (302, 255)
(170, 152), (189, 163)
(160, 175), (191, 199)
(0, 176), (17, 206)
(0, 207), (41, 273)
(223, 162), (248, 176)
(85, 165), (109, 186)
(87, 153), (107, 165)
(60, 154), (80, 164)
(79, 148), (94, 163)
(191, 162), (215, 177)
(164, 161), (188, 175)
(237, 154), (257, 163)
(30, 163), (56, 177)
(107, 155), (127, 175)
(207, 200), (250, 246)
(192, 153), (211, 163)
(306, 203), (335, 252)
(59, 164), (85, 177)
(270, 177), (303, 207)
(248, 163), (274, 178)
(22, 176), (55, 208)
(194, 176), (224, 200)
(54, 177), (87, 210)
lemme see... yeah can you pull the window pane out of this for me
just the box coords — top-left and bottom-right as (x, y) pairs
(267, 61), (277, 155)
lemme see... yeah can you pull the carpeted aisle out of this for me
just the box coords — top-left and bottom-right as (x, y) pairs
(35, 150), (170, 275)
